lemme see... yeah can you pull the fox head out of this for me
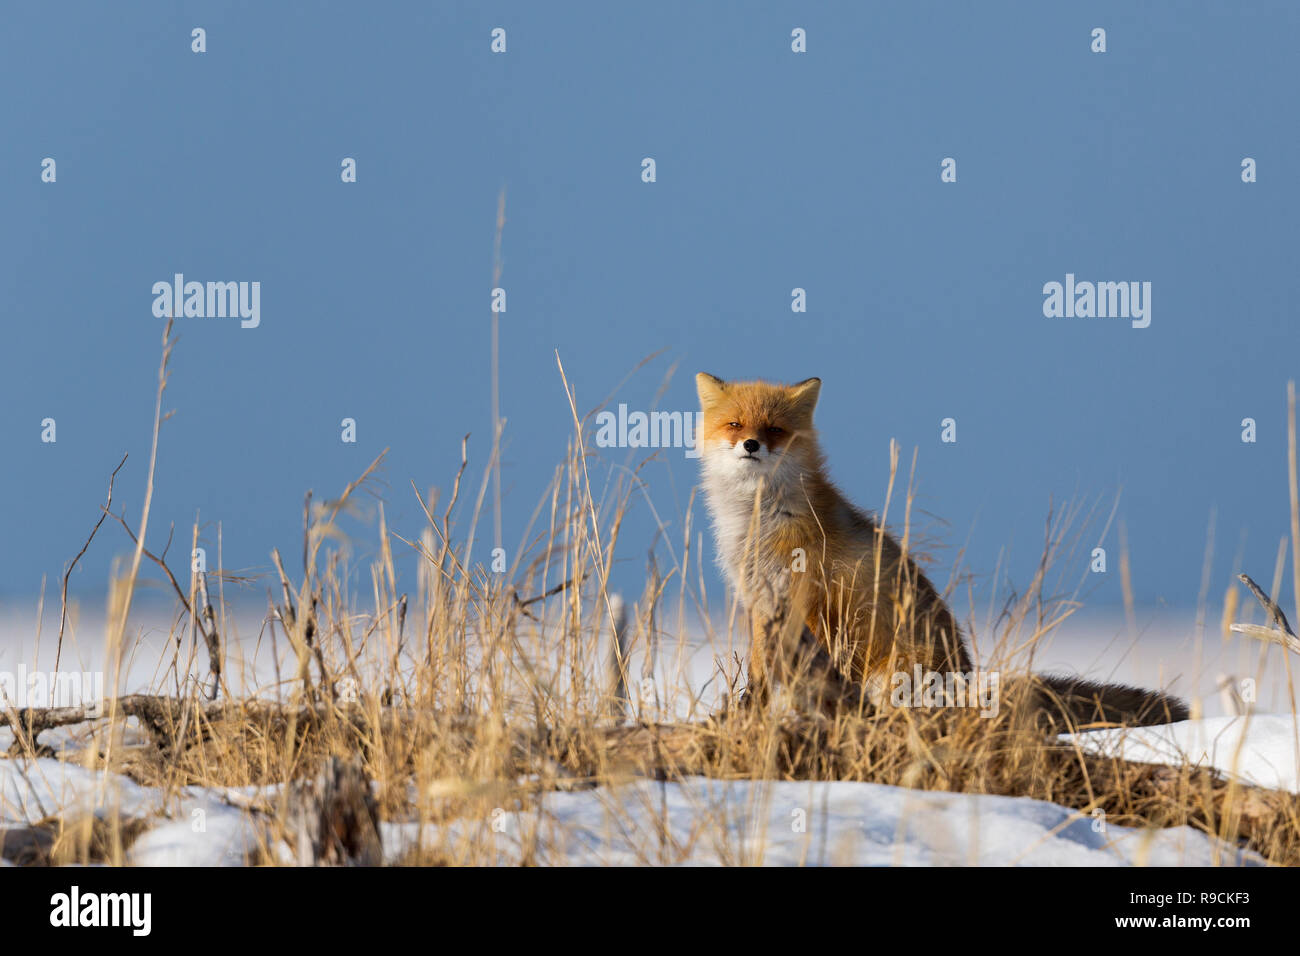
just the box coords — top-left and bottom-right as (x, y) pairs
(695, 373), (823, 494)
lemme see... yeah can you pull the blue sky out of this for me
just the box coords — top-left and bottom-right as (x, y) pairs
(2, 1), (1297, 613)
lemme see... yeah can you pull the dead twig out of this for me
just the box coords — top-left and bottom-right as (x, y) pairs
(1232, 573), (1300, 656)
(55, 452), (128, 672)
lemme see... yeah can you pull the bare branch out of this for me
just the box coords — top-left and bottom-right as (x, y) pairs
(56, 453), (128, 672)
(1231, 573), (1300, 656)
(1239, 573), (1296, 635)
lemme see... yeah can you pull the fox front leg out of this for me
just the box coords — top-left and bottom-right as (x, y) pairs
(740, 615), (772, 711)
(739, 568), (801, 711)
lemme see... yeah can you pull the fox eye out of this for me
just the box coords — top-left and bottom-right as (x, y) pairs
(727, 421), (742, 429)
(767, 425), (785, 436)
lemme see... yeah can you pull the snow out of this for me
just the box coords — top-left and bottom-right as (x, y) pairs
(126, 803), (269, 867)
(1, 714), (1293, 866)
(0, 757), (157, 824)
(385, 775), (1260, 866)
(1063, 714), (1300, 794)
(0, 758), (273, 866)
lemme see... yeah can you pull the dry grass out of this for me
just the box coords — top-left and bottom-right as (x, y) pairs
(3, 326), (1299, 867)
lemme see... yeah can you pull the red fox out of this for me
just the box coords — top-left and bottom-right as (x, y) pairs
(695, 372), (1188, 730)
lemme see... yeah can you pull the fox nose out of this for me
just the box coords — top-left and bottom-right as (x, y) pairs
(743, 439), (760, 454)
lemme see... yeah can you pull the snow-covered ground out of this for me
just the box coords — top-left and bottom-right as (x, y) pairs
(1, 600), (1296, 866)
(0, 756), (1266, 867)
(4, 711), (1297, 867)
(0, 758), (270, 866)
(3, 708), (1293, 866)
(1063, 714), (1300, 794)
(389, 775), (1265, 866)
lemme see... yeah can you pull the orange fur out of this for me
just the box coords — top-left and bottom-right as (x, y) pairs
(695, 372), (1187, 728)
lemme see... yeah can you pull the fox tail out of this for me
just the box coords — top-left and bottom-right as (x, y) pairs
(1028, 674), (1189, 732)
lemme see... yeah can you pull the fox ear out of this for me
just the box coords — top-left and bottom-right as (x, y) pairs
(696, 372), (727, 407)
(790, 377), (821, 413)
